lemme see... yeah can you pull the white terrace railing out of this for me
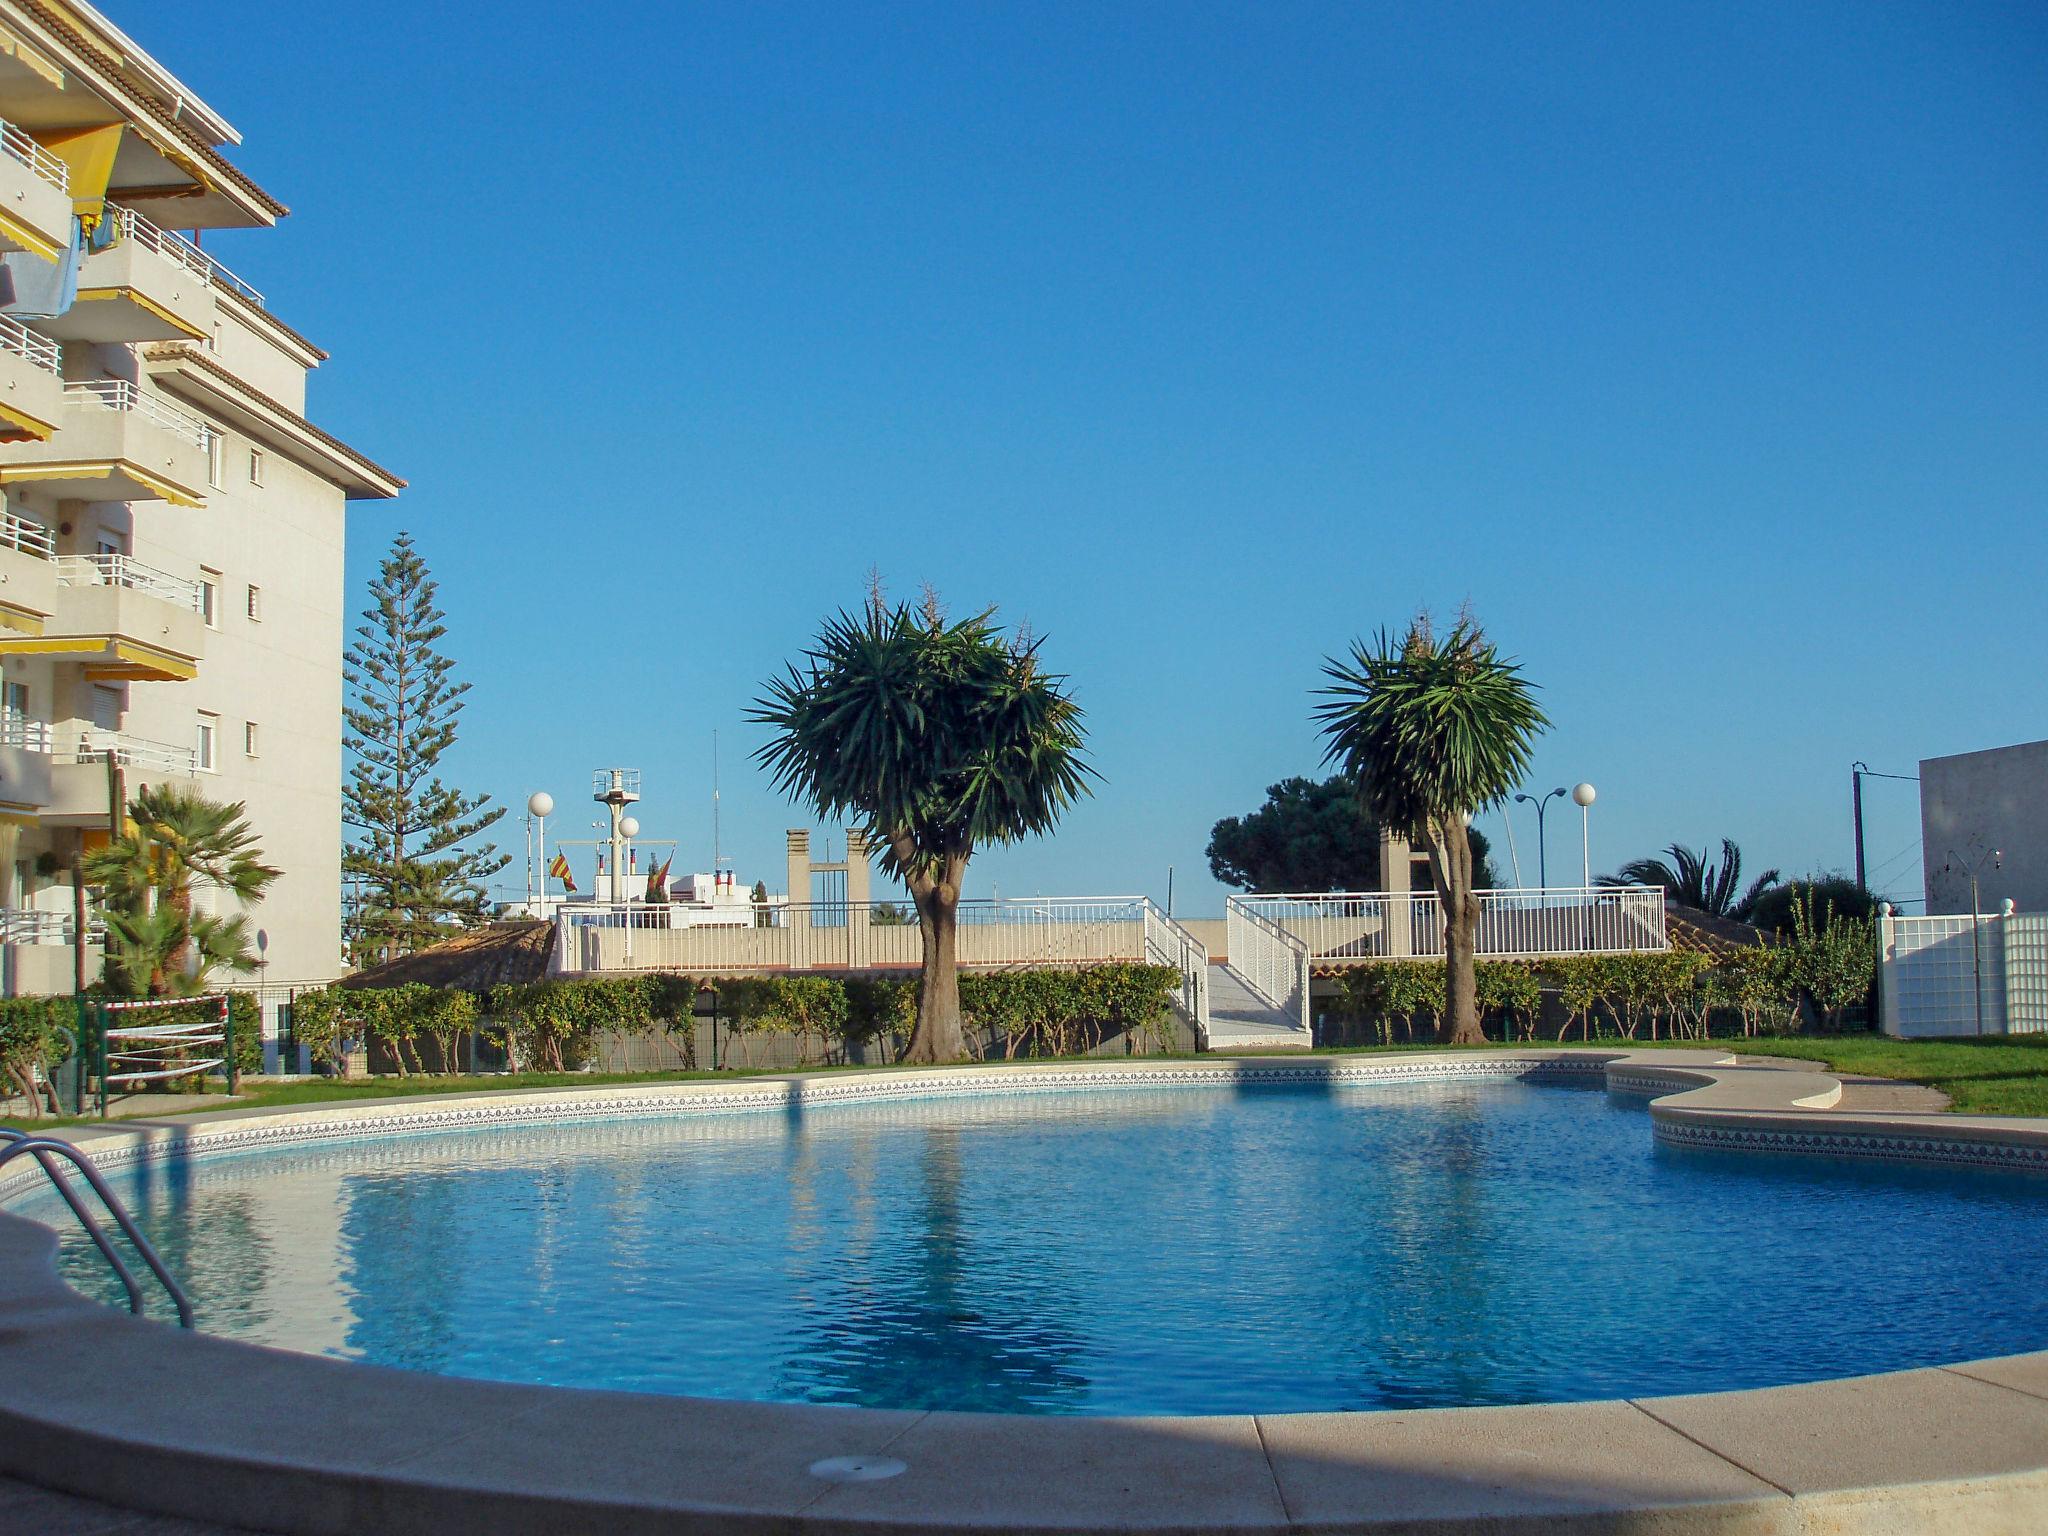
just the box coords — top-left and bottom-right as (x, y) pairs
(63, 378), (214, 451)
(0, 118), (67, 194)
(54, 552), (205, 613)
(0, 313), (60, 376)
(0, 510), (54, 560)
(108, 205), (263, 308)
(1227, 886), (1669, 965)
(561, 894), (1209, 1027)
(0, 715), (54, 753)
(0, 908), (104, 947)
(53, 726), (197, 775)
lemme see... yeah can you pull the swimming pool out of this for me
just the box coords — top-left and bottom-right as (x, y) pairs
(25, 1074), (2048, 1415)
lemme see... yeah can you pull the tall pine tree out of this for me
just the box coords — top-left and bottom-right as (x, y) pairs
(343, 533), (506, 963)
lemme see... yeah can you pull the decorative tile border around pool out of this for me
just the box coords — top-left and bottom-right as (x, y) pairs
(4, 1048), (2048, 1536)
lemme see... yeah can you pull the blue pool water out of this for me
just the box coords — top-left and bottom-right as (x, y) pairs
(23, 1078), (2048, 1414)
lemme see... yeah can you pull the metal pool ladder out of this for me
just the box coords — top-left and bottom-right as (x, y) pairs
(0, 1129), (193, 1327)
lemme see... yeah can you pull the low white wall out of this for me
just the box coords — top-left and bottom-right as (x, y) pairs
(1881, 912), (2048, 1036)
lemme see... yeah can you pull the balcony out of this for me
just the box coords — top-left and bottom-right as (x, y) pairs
(0, 715), (53, 812)
(0, 379), (211, 507)
(0, 552), (208, 682)
(0, 906), (103, 997)
(44, 726), (196, 825)
(0, 511), (56, 636)
(42, 207), (221, 345)
(0, 119), (71, 263)
(0, 314), (63, 442)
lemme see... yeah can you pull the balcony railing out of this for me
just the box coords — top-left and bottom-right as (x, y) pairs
(62, 378), (214, 451)
(0, 119), (67, 195)
(0, 715), (54, 753)
(108, 205), (263, 308)
(53, 727), (196, 775)
(53, 552), (204, 613)
(0, 511), (54, 560)
(0, 908), (103, 947)
(0, 314), (60, 376)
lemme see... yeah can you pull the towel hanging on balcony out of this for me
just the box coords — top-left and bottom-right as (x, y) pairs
(0, 215), (80, 318)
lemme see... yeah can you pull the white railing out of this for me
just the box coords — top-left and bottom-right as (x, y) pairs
(0, 119), (67, 194)
(1227, 886), (1669, 962)
(0, 314), (60, 376)
(559, 895), (1172, 976)
(107, 206), (263, 307)
(62, 378), (214, 450)
(0, 511), (54, 560)
(53, 727), (197, 775)
(0, 908), (103, 946)
(0, 715), (54, 753)
(1142, 903), (1210, 1033)
(53, 553), (204, 613)
(1225, 898), (1312, 1031)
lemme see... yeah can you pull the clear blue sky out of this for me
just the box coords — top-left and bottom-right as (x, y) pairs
(154, 0), (2044, 912)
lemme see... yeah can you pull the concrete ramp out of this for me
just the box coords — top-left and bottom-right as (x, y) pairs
(1203, 963), (1312, 1051)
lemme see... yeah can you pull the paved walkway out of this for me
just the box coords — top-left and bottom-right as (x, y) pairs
(1730, 1054), (1953, 1114)
(1204, 964), (1312, 1049)
(0, 1474), (265, 1535)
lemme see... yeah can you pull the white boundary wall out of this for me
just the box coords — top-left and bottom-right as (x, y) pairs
(1880, 912), (2048, 1036)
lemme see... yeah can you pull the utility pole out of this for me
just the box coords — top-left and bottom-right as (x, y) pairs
(1851, 762), (1920, 896)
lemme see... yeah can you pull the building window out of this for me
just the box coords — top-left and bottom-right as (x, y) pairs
(199, 569), (219, 628)
(207, 430), (225, 490)
(90, 684), (121, 733)
(244, 720), (259, 758)
(247, 448), (264, 486)
(245, 583), (262, 622)
(196, 712), (217, 772)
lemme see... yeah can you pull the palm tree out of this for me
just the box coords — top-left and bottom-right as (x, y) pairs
(1315, 613), (1548, 1045)
(752, 590), (1094, 1062)
(1602, 838), (1778, 922)
(85, 785), (281, 995)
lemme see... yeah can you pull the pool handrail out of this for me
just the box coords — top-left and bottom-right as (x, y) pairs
(0, 1129), (193, 1327)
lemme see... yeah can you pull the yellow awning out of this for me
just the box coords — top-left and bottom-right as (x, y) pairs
(38, 123), (123, 224)
(0, 461), (205, 510)
(0, 606), (46, 636)
(0, 634), (196, 681)
(0, 398), (57, 442)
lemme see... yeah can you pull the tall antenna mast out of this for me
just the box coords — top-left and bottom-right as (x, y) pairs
(712, 729), (722, 873)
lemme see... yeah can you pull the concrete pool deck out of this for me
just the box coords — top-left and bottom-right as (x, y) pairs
(3, 1048), (2048, 1534)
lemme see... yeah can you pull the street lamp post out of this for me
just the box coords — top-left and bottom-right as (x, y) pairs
(1514, 787), (1568, 889)
(1945, 846), (2003, 1037)
(527, 792), (554, 915)
(1571, 783), (1596, 888)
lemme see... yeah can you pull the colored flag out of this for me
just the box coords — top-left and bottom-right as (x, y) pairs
(645, 854), (673, 902)
(548, 852), (576, 894)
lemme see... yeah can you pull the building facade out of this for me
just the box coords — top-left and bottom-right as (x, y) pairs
(1920, 738), (2048, 917)
(0, 1), (399, 1018)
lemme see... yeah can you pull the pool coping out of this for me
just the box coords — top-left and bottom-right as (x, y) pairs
(3, 1047), (2047, 1535)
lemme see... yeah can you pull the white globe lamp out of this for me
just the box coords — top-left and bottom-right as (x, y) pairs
(1571, 783), (1596, 887)
(619, 816), (640, 840)
(527, 791), (554, 819)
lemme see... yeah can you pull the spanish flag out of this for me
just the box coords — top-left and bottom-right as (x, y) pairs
(548, 852), (576, 894)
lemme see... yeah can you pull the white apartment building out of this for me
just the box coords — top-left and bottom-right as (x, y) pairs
(0, 1), (400, 1022)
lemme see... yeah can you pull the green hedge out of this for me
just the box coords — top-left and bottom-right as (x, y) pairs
(1329, 907), (1877, 1044)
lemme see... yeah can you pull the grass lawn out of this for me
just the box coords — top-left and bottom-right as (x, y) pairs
(10, 1034), (2048, 1129)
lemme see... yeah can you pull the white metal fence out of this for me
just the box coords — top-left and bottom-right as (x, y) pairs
(1225, 899), (1311, 1030)
(53, 552), (205, 612)
(1143, 903), (1210, 1034)
(1880, 911), (2046, 1037)
(1227, 886), (1667, 963)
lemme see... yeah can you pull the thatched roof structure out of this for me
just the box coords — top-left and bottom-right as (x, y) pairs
(1663, 903), (1777, 958)
(338, 921), (553, 993)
